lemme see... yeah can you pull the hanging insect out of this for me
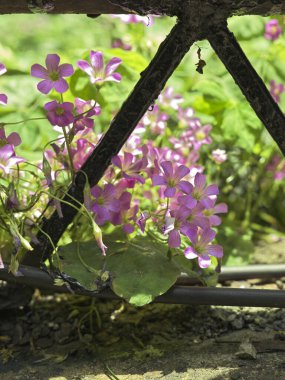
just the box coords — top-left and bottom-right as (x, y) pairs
(195, 47), (207, 74)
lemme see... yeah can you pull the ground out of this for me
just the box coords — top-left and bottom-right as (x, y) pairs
(1, 239), (285, 380)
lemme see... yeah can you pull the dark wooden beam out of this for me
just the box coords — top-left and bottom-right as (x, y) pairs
(0, 0), (284, 17)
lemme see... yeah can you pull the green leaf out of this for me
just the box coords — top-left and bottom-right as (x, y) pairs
(107, 236), (180, 306)
(58, 234), (180, 306)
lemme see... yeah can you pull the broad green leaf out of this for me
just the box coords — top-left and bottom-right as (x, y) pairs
(106, 236), (180, 306)
(58, 234), (180, 306)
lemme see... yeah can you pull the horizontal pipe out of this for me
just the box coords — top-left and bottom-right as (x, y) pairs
(177, 264), (285, 285)
(1, 264), (285, 307)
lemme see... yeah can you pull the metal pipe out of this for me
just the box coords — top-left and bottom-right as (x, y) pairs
(1, 265), (285, 307)
(177, 264), (285, 285)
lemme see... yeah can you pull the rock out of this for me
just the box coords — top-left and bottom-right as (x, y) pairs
(235, 341), (257, 360)
(231, 317), (244, 330)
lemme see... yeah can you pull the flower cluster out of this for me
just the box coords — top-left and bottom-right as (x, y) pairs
(0, 50), (227, 272)
(264, 19), (282, 41)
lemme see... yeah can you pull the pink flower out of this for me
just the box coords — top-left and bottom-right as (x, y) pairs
(0, 63), (8, 105)
(44, 100), (74, 127)
(31, 54), (74, 94)
(187, 173), (219, 203)
(112, 14), (154, 26)
(0, 144), (25, 174)
(152, 161), (190, 198)
(91, 184), (120, 225)
(158, 87), (183, 110)
(201, 198), (228, 226)
(211, 149), (227, 164)
(269, 80), (284, 103)
(77, 51), (122, 85)
(112, 38), (132, 51)
(264, 19), (282, 41)
(73, 98), (101, 134)
(112, 152), (147, 187)
(184, 228), (223, 268)
(71, 138), (94, 171)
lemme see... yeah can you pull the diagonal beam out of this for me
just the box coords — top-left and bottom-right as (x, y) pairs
(208, 23), (285, 156)
(23, 20), (200, 266)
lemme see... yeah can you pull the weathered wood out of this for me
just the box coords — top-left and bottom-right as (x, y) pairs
(0, 0), (284, 17)
(0, 0), (124, 14)
(208, 24), (285, 155)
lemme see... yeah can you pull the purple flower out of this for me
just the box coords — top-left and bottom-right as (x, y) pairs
(31, 54), (74, 94)
(201, 198), (228, 226)
(0, 127), (21, 147)
(112, 38), (132, 51)
(91, 184), (120, 225)
(0, 63), (8, 105)
(44, 100), (74, 127)
(77, 51), (122, 85)
(269, 80), (284, 103)
(0, 144), (25, 174)
(264, 19), (282, 41)
(190, 173), (219, 203)
(184, 228), (223, 268)
(112, 152), (147, 187)
(152, 161), (190, 198)
(71, 138), (94, 171)
(73, 98), (101, 134)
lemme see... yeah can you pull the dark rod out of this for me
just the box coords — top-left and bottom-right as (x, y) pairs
(177, 264), (285, 285)
(208, 23), (285, 155)
(1, 265), (285, 308)
(25, 20), (200, 267)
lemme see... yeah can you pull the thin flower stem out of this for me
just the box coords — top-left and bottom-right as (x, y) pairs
(3, 117), (46, 126)
(59, 93), (75, 180)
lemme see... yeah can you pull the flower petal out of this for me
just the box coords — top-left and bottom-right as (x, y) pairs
(201, 228), (216, 245)
(7, 132), (21, 146)
(0, 94), (7, 105)
(164, 187), (176, 198)
(90, 51), (104, 73)
(152, 175), (166, 186)
(54, 78), (69, 93)
(45, 54), (60, 71)
(198, 255), (211, 268)
(161, 161), (173, 178)
(178, 180), (193, 194)
(184, 246), (198, 259)
(105, 57), (122, 76)
(77, 60), (93, 76)
(31, 64), (48, 79)
(37, 79), (54, 94)
(207, 244), (223, 258)
(58, 63), (74, 77)
(194, 173), (206, 189)
(0, 63), (7, 76)
(107, 72), (122, 82)
(174, 164), (190, 181)
(205, 184), (219, 196)
(168, 229), (181, 248)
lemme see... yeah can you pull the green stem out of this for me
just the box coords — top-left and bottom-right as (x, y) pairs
(3, 117), (46, 126)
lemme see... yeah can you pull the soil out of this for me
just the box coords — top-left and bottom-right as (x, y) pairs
(1, 238), (285, 380)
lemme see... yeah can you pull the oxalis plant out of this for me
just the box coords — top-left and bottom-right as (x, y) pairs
(1, 13), (285, 306)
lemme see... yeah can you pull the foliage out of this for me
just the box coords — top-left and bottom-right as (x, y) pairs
(0, 13), (285, 304)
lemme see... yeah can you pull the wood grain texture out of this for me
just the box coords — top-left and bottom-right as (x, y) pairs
(0, 0), (284, 16)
